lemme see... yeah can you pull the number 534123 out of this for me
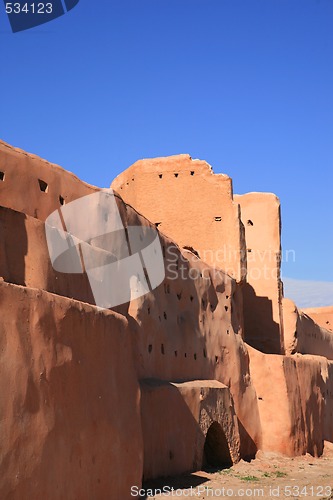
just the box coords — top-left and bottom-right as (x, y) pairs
(5, 3), (53, 14)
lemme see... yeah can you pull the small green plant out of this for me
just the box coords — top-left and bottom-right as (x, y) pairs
(262, 472), (271, 478)
(274, 471), (287, 478)
(239, 475), (259, 482)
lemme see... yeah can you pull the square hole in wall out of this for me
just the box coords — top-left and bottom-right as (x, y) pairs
(38, 179), (48, 193)
(0, 171), (5, 181)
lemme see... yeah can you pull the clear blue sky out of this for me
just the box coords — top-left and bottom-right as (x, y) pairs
(1, 0), (332, 283)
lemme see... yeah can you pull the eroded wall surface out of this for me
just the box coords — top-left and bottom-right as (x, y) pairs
(248, 346), (326, 456)
(0, 202), (261, 460)
(112, 160), (286, 355)
(303, 306), (333, 334)
(111, 155), (247, 283)
(130, 245), (261, 460)
(235, 193), (284, 354)
(0, 281), (143, 499)
(0, 141), (98, 221)
(283, 298), (333, 360)
(0, 142), (262, 496)
(0, 140), (332, 498)
(320, 359), (333, 442)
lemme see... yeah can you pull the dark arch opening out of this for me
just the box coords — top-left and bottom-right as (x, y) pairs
(203, 422), (232, 469)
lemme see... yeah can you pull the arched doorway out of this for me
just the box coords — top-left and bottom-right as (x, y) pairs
(203, 421), (233, 469)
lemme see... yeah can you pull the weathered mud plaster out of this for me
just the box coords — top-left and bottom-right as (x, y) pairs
(0, 141), (332, 499)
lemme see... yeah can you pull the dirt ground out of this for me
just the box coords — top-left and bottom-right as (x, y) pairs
(142, 442), (333, 499)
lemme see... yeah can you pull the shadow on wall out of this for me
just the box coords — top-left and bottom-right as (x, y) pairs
(230, 283), (244, 337)
(140, 380), (234, 483)
(0, 209), (27, 286)
(243, 283), (281, 355)
(237, 419), (257, 462)
(282, 357), (324, 457)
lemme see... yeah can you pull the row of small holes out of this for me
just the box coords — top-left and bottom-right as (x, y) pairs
(154, 296), (225, 316)
(147, 344), (223, 362)
(38, 179), (65, 205)
(147, 296), (229, 317)
(161, 286), (225, 304)
(158, 171), (195, 179)
(1, 174), (65, 205)
(121, 172), (195, 184)
(119, 178), (134, 189)
(157, 312), (168, 321)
